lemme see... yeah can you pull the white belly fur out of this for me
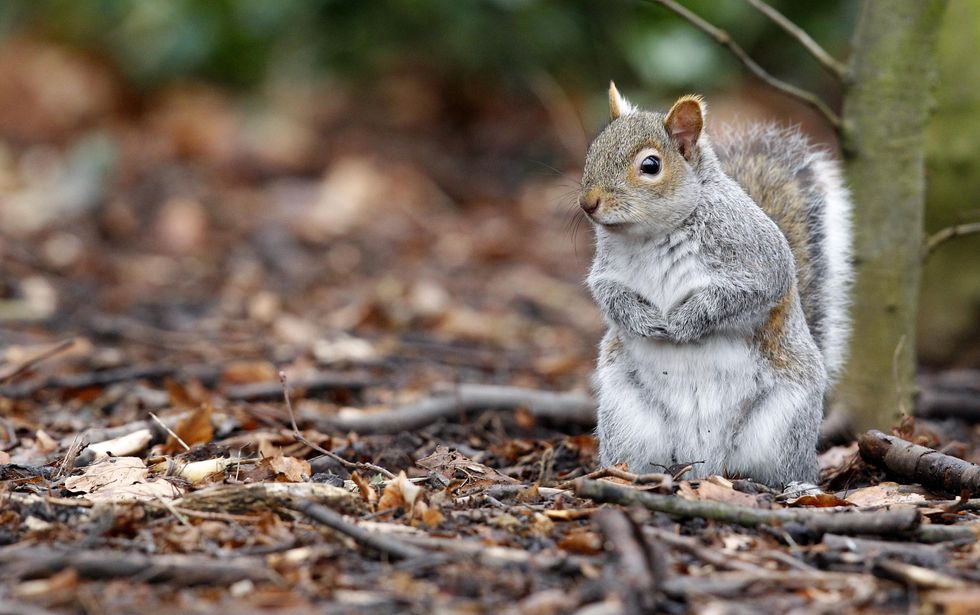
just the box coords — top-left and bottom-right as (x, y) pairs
(596, 333), (767, 477)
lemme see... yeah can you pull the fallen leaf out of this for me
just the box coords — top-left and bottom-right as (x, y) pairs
(416, 445), (518, 484)
(351, 471), (378, 506)
(818, 442), (859, 472)
(378, 471), (422, 518)
(221, 360), (278, 385)
(845, 482), (928, 507)
(558, 529), (603, 555)
(790, 493), (853, 508)
(420, 503), (445, 528)
(677, 476), (760, 508)
(65, 457), (181, 501)
(164, 403), (213, 452)
(65, 457), (148, 493)
(34, 429), (58, 453)
(270, 455), (311, 482)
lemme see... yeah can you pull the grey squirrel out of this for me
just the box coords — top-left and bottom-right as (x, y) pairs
(581, 84), (852, 487)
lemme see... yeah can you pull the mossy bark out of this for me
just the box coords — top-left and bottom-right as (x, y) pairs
(837, 0), (949, 432)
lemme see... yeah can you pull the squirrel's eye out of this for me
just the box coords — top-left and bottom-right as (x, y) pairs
(639, 155), (662, 175)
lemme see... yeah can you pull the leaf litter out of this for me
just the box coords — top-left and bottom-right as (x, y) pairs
(0, 38), (978, 615)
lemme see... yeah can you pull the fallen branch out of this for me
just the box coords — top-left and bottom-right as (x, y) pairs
(644, 526), (769, 573)
(226, 371), (372, 401)
(595, 508), (664, 612)
(0, 339), (75, 385)
(575, 479), (920, 537)
(290, 499), (425, 560)
(279, 371), (395, 479)
(858, 430), (980, 496)
(822, 534), (948, 568)
(173, 481), (364, 516)
(323, 384), (595, 434)
(873, 560), (969, 590)
(0, 364), (221, 399)
(644, 0), (841, 128)
(0, 545), (277, 586)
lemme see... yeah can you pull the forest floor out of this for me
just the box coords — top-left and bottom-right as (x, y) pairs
(1, 38), (980, 614)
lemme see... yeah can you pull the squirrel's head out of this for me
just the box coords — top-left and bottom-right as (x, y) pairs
(580, 83), (708, 235)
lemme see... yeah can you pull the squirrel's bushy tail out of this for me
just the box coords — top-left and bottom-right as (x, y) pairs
(715, 124), (853, 382)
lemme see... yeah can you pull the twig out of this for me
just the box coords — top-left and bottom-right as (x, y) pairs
(873, 560), (969, 590)
(321, 384), (595, 434)
(924, 222), (980, 256)
(149, 412), (190, 452)
(290, 500), (424, 560)
(226, 371), (372, 401)
(595, 508), (664, 612)
(858, 430), (980, 496)
(644, 526), (765, 573)
(0, 339), (75, 384)
(559, 466), (670, 489)
(742, 0), (846, 79)
(644, 0), (841, 129)
(154, 494), (190, 526)
(0, 363), (222, 399)
(575, 479), (921, 537)
(279, 371), (394, 479)
(0, 545), (278, 585)
(822, 534), (947, 569)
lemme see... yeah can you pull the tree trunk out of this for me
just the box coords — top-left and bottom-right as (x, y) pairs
(837, 0), (948, 433)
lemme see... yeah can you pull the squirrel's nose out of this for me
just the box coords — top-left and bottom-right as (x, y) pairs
(580, 193), (601, 214)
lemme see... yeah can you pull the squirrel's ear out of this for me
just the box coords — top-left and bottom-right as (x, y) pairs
(608, 81), (636, 120)
(665, 95), (705, 159)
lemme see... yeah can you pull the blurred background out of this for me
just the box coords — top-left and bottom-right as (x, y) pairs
(0, 0), (977, 390)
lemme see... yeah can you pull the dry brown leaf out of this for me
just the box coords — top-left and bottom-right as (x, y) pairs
(164, 403), (214, 453)
(34, 429), (58, 453)
(221, 360), (278, 385)
(270, 455), (311, 482)
(790, 493), (853, 508)
(818, 442), (859, 472)
(166, 379), (205, 409)
(677, 477), (760, 508)
(544, 508), (596, 522)
(416, 445), (518, 484)
(420, 503), (445, 528)
(65, 457), (181, 501)
(558, 529), (603, 555)
(378, 471), (422, 518)
(845, 482), (928, 507)
(351, 471), (377, 506)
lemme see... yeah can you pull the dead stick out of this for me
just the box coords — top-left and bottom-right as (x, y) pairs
(575, 479), (921, 536)
(858, 430), (980, 496)
(149, 411), (190, 451)
(0, 339), (75, 384)
(279, 371), (394, 479)
(290, 500), (424, 560)
(0, 545), (276, 585)
(323, 384), (595, 434)
(595, 508), (663, 612)
(226, 371), (372, 401)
